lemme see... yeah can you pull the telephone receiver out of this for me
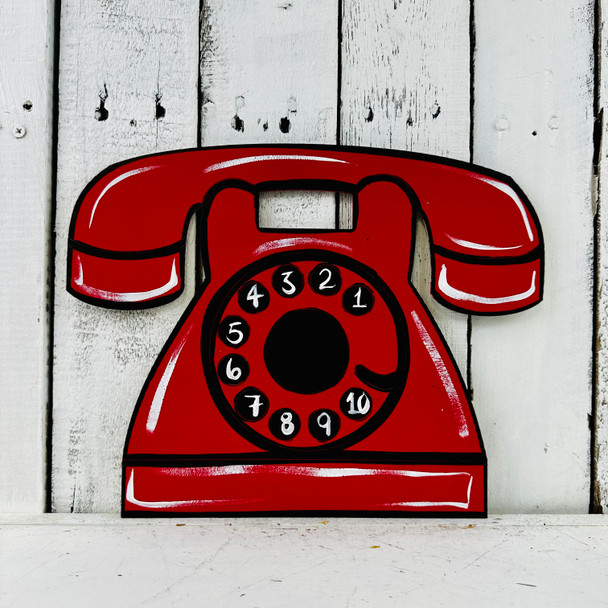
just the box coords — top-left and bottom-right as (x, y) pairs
(68, 145), (543, 516)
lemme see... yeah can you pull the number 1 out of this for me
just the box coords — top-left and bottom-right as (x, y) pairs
(353, 286), (366, 309)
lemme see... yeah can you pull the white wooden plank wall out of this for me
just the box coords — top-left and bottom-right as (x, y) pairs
(7, 0), (599, 513)
(200, 0), (338, 229)
(340, 0), (471, 374)
(52, 0), (199, 512)
(472, 0), (595, 512)
(0, 0), (55, 512)
(595, 0), (608, 513)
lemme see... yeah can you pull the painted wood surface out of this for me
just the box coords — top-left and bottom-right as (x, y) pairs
(52, 0), (199, 512)
(43, 0), (598, 513)
(472, 0), (595, 512)
(0, 0), (55, 512)
(200, 0), (339, 230)
(2, 514), (608, 606)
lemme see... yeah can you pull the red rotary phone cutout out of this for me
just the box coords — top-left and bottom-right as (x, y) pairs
(67, 145), (543, 516)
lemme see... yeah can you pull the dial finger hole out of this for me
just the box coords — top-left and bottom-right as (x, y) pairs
(218, 315), (249, 348)
(272, 264), (304, 298)
(343, 283), (374, 315)
(217, 354), (249, 386)
(340, 388), (372, 420)
(308, 409), (341, 442)
(238, 281), (270, 313)
(234, 387), (269, 421)
(309, 263), (342, 296)
(269, 408), (300, 441)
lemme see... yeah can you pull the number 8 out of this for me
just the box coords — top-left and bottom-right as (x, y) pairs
(280, 411), (295, 435)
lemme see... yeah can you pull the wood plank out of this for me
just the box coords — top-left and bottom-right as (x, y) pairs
(200, 1), (338, 147)
(53, 0), (339, 513)
(0, 0), (55, 512)
(200, 0), (339, 228)
(52, 0), (199, 512)
(2, 514), (608, 606)
(340, 0), (471, 372)
(472, 0), (594, 512)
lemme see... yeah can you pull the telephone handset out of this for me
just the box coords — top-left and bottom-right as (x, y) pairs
(68, 145), (543, 516)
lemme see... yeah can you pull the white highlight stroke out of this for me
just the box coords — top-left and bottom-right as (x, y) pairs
(411, 310), (469, 438)
(202, 154), (348, 174)
(74, 256), (179, 303)
(146, 326), (192, 433)
(438, 265), (537, 306)
(477, 176), (535, 243)
(444, 235), (523, 252)
(89, 166), (159, 228)
(253, 237), (352, 256)
(125, 470), (253, 509)
(127, 466), (473, 510)
(161, 464), (470, 479)
(383, 475), (473, 509)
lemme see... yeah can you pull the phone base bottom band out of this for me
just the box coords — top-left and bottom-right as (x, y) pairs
(122, 462), (486, 516)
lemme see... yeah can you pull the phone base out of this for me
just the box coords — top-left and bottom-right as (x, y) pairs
(123, 461), (486, 516)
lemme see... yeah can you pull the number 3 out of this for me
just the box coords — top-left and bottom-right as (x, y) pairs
(280, 271), (297, 295)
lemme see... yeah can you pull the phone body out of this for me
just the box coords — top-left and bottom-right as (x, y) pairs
(67, 145), (543, 517)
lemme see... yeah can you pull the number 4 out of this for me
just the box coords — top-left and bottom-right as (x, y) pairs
(247, 283), (265, 309)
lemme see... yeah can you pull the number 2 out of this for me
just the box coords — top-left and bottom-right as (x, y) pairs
(319, 267), (335, 290)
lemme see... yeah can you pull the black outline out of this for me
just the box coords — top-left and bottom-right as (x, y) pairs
(69, 239), (184, 260)
(63, 144), (545, 518)
(121, 456), (486, 518)
(124, 511), (487, 518)
(124, 451), (486, 467)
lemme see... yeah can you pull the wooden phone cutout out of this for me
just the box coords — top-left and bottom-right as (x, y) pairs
(68, 145), (543, 516)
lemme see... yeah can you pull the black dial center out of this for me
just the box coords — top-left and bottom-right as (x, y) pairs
(263, 308), (349, 394)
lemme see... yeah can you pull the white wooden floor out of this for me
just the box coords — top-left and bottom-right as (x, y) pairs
(1, 515), (607, 607)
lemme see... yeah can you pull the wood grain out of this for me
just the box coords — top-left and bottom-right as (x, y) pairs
(472, 0), (595, 512)
(200, 0), (339, 228)
(0, 0), (55, 512)
(340, 0), (471, 372)
(52, 0), (199, 512)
